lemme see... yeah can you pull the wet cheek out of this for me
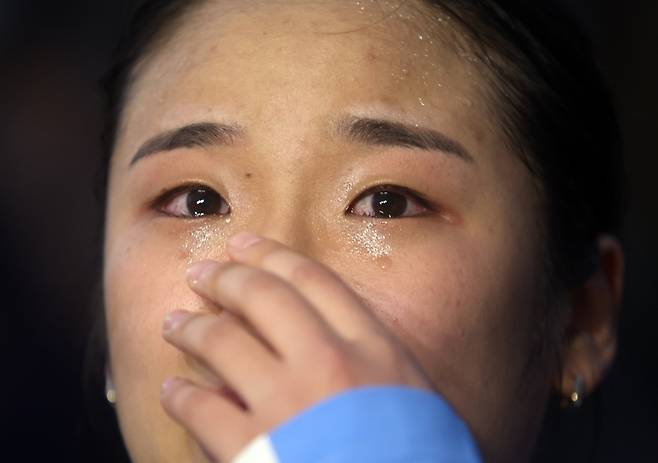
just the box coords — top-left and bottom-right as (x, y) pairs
(327, 219), (464, 339)
(103, 225), (222, 386)
(181, 219), (232, 264)
(102, 235), (178, 454)
(337, 230), (466, 342)
(374, 259), (471, 348)
(102, 221), (237, 459)
(103, 220), (236, 362)
(344, 221), (392, 259)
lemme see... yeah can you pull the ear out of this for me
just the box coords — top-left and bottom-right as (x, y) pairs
(557, 235), (624, 404)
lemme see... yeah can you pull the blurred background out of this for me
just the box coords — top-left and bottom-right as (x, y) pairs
(2, 1), (657, 461)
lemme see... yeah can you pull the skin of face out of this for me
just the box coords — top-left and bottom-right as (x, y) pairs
(103, 1), (559, 461)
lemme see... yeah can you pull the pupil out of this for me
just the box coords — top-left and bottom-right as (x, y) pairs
(187, 188), (222, 217)
(372, 190), (406, 218)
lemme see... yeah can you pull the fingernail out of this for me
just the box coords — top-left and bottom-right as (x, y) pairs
(163, 310), (191, 333)
(161, 377), (183, 397)
(186, 260), (218, 285)
(228, 232), (262, 251)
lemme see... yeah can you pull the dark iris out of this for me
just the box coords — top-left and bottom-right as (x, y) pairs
(186, 188), (224, 217)
(372, 190), (407, 218)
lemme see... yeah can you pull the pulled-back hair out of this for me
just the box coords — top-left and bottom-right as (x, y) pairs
(423, 0), (624, 292)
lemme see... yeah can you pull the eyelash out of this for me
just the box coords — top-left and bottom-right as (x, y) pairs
(153, 183), (432, 219)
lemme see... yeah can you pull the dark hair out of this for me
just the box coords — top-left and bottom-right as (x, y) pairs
(423, 0), (624, 290)
(98, 0), (205, 210)
(415, 0), (625, 383)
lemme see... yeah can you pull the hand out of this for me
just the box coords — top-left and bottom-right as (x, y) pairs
(160, 231), (433, 462)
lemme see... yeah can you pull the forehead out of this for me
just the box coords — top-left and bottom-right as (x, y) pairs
(116, 0), (491, 162)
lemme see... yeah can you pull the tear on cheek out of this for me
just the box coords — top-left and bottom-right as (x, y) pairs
(181, 222), (228, 264)
(346, 221), (393, 258)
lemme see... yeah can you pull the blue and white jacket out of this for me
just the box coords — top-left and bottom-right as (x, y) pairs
(232, 385), (482, 463)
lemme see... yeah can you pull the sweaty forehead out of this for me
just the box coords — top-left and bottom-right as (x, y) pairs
(156, 0), (449, 52)
(117, 0), (486, 159)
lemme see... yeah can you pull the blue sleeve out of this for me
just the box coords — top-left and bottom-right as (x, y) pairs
(267, 385), (482, 463)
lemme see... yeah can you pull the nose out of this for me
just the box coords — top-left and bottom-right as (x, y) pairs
(237, 214), (318, 258)
(219, 161), (343, 268)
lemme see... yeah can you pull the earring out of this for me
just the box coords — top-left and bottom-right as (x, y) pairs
(105, 368), (117, 405)
(569, 375), (584, 408)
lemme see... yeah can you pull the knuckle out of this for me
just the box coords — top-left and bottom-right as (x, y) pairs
(195, 318), (233, 354)
(173, 314), (201, 344)
(288, 259), (331, 288)
(240, 271), (284, 307)
(242, 272), (290, 311)
(245, 270), (281, 294)
(246, 240), (280, 266)
(314, 343), (355, 389)
(209, 262), (240, 289)
(174, 387), (211, 423)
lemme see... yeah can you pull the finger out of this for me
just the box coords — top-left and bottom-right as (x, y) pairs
(186, 261), (341, 359)
(226, 232), (381, 340)
(163, 310), (280, 406)
(160, 377), (253, 463)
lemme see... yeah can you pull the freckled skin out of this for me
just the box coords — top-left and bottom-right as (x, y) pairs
(104, 1), (554, 462)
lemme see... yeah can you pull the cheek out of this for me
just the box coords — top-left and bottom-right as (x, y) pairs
(104, 220), (231, 345)
(103, 222), (227, 461)
(342, 230), (541, 436)
(104, 226), (192, 370)
(347, 230), (535, 347)
(350, 245), (485, 360)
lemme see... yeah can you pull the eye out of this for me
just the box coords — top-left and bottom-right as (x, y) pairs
(348, 185), (429, 219)
(158, 185), (230, 218)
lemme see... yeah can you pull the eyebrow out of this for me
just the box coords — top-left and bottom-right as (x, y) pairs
(336, 116), (474, 163)
(129, 116), (473, 167)
(129, 121), (243, 167)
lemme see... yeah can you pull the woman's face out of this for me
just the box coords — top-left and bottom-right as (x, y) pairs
(104, 1), (554, 461)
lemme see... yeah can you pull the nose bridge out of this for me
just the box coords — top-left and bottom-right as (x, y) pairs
(236, 106), (333, 260)
(242, 169), (320, 257)
(251, 216), (317, 255)
(239, 113), (333, 257)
